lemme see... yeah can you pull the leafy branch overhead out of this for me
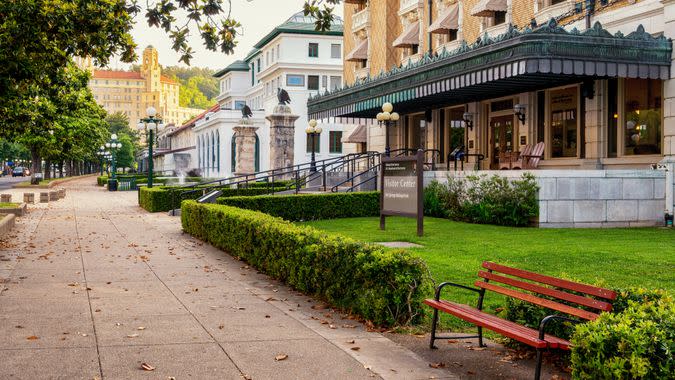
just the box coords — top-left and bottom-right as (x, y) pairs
(136, 0), (341, 65)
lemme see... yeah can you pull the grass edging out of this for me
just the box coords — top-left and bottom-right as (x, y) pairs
(181, 200), (430, 326)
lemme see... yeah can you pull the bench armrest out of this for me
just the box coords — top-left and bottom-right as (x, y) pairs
(435, 281), (483, 301)
(538, 315), (582, 340)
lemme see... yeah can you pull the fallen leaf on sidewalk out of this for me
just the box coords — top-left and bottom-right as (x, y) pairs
(137, 327), (146, 330)
(350, 347), (360, 351)
(126, 333), (139, 338)
(219, 325), (225, 330)
(140, 363), (155, 371)
(329, 324), (337, 329)
(346, 340), (355, 344)
(429, 362), (446, 369)
(342, 324), (356, 329)
(26, 336), (39, 340)
(274, 354), (288, 361)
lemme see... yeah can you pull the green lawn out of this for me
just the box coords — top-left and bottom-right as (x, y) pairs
(302, 216), (675, 324)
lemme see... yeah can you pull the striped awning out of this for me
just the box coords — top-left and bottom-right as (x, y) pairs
(429, 4), (460, 34)
(346, 38), (368, 61)
(393, 22), (420, 47)
(342, 124), (367, 143)
(471, 0), (507, 17)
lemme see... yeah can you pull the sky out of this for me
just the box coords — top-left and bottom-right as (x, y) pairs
(107, 0), (343, 71)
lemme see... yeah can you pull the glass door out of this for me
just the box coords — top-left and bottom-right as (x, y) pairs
(489, 115), (514, 169)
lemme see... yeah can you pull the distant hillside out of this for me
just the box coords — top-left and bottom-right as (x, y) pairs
(130, 65), (218, 109)
(163, 66), (219, 109)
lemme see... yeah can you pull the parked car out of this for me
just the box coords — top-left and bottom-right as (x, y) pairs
(12, 167), (29, 177)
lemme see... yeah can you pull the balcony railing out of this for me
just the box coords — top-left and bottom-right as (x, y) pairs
(399, 0), (422, 16)
(352, 8), (370, 33)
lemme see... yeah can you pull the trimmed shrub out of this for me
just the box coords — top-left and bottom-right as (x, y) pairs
(424, 173), (539, 226)
(181, 200), (429, 325)
(571, 290), (674, 379)
(246, 180), (294, 188)
(138, 185), (286, 213)
(216, 192), (380, 221)
(97, 176), (108, 186)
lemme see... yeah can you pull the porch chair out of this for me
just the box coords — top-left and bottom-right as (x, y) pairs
(510, 144), (533, 170)
(498, 151), (520, 170)
(522, 142), (545, 169)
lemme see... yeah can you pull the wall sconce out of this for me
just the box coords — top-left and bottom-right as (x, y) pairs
(462, 112), (473, 130)
(514, 104), (526, 125)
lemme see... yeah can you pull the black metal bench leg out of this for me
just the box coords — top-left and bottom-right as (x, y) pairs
(534, 348), (543, 380)
(477, 326), (486, 347)
(429, 308), (439, 349)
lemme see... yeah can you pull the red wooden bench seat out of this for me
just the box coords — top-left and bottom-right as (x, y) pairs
(425, 261), (617, 380)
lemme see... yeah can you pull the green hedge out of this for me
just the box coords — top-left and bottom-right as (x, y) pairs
(97, 176), (108, 186)
(571, 289), (674, 379)
(216, 192), (380, 221)
(138, 185), (286, 213)
(99, 175), (202, 187)
(246, 180), (294, 188)
(181, 201), (429, 325)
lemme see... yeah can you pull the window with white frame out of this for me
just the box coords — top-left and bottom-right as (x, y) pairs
(331, 44), (341, 59)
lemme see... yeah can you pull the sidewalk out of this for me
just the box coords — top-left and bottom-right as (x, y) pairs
(0, 177), (451, 380)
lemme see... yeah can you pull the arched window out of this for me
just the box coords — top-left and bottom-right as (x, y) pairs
(254, 133), (260, 172)
(216, 131), (221, 172)
(231, 133), (237, 173)
(198, 135), (202, 171)
(206, 133), (211, 177)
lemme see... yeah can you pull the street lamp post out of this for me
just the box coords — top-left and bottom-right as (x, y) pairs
(105, 134), (122, 191)
(305, 119), (322, 172)
(137, 107), (163, 188)
(376, 103), (400, 157)
(96, 146), (106, 176)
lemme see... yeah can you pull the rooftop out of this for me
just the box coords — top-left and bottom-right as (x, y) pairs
(93, 70), (143, 80)
(213, 60), (251, 78)
(253, 11), (343, 49)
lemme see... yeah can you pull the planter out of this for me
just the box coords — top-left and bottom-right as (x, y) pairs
(108, 179), (118, 191)
(58, 188), (66, 198)
(0, 203), (26, 216)
(49, 191), (58, 201)
(1, 194), (11, 203)
(23, 193), (35, 204)
(40, 192), (49, 203)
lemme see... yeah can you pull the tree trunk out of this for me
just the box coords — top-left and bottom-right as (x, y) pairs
(59, 162), (64, 178)
(30, 145), (41, 184)
(44, 160), (51, 180)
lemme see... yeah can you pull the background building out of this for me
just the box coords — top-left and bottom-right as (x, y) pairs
(194, 12), (354, 178)
(78, 46), (204, 128)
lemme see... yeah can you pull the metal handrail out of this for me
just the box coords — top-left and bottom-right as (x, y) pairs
(171, 151), (382, 210)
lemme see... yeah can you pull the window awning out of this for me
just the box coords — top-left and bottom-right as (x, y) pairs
(393, 22), (420, 47)
(471, 0), (507, 17)
(308, 22), (672, 120)
(429, 4), (460, 34)
(342, 124), (367, 143)
(346, 39), (368, 61)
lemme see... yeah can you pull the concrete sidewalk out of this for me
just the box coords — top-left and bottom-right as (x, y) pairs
(0, 177), (451, 380)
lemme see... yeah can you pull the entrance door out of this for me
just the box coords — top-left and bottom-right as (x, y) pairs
(489, 115), (514, 169)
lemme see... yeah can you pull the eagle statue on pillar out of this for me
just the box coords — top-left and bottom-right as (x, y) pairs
(277, 88), (291, 105)
(241, 104), (253, 119)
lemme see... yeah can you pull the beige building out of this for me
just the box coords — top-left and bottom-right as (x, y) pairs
(309, 0), (675, 227)
(79, 46), (203, 128)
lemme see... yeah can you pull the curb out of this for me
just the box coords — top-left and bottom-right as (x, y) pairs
(12, 174), (97, 189)
(0, 213), (16, 236)
(0, 203), (27, 217)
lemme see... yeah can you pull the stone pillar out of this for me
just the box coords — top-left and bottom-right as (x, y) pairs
(662, 0), (675, 216)
(266, 104), (299, 172)
(233, 118), (259, 176)
(583, 80), (605, 166)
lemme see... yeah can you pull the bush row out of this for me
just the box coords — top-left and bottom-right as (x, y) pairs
(98, 175), (202, 187)
(138, 185), (289, 213)
(181, 200), (429, 325)
(424, 173), (539, 226)
(216, 192), (380, 221)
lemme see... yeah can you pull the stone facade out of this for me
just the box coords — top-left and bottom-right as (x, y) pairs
(266, 104), (299, 172)
(233, 121), (259, 175)
(425, 170), (672, 227)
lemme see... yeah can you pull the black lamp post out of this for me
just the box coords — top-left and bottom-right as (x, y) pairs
(137, 106), (163, 188)
(376, 102), (400, 157)
(105, 134), (122, 191)
(96, 145), (106, 176)
(305, 119), (322, 172)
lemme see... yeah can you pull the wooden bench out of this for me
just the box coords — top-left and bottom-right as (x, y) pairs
(424, 261), (617, 380)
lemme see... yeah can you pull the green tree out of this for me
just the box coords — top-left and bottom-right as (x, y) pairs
(116, 134), (135, 171)
(106, 112), (131, 136)
(0, 0), (338, 139)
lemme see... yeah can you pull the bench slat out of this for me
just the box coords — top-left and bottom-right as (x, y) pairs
(482, 262), (617, 300)
(475, 281), (600, 320)
(424, 299), (571, 350)
(478, 271), (613, 312)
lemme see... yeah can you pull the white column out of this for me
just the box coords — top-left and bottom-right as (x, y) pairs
(661, 0), (675, 217)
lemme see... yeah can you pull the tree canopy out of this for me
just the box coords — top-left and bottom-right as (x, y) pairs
(0, 0), (340, 140)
